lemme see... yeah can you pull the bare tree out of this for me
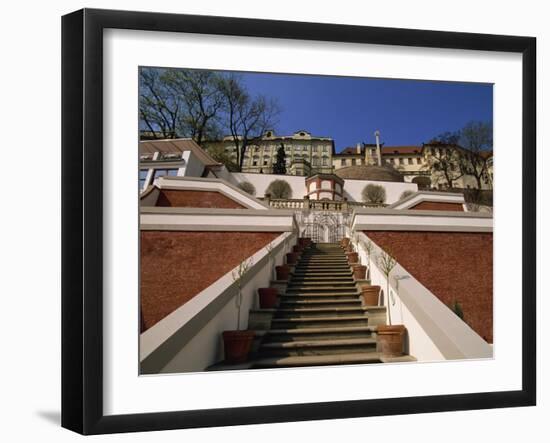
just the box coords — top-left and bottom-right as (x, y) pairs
(218, 73), (280, 171)
(139, 68), (225, 143)
(163, 69), (225, 145)
(424, 144), (466, 189)
(139, 68), (180, 139)
(459, 121), (493, 189)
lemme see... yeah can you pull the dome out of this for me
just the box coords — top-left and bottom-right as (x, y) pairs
(335, 165), (404, 182)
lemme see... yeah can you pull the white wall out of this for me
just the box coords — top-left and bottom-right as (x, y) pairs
(232, 172), (418, 203)
(343, 179), (418, 204)
(180, 150), (206, 177)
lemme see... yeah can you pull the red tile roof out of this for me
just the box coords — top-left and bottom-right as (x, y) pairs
(381, 146), (423, 155)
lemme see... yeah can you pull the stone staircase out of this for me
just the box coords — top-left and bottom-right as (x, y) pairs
(251, 242), (386, 369)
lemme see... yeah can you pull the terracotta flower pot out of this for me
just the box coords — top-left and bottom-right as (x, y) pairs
(222, 330), (255, 363)
(352, 264), (367, 280)
(341, 237), (350, 248)
(258, 287), (279, 309)
(346, 252), (358, 264)
(346, 244), (354, 253)
(286, 252), (298, 265)
(360, 285), (381, 306)
(377, 325), (406, 357)
(275, 264), (290, 281)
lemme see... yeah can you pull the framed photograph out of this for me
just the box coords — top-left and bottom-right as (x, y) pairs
(62, 8), (536, 435)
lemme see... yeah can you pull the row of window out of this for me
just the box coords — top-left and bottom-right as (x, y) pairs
(386, 157), (423, 166)
(226, 145), (331, 153)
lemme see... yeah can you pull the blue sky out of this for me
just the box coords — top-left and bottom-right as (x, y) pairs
(239, 71), (493, 152)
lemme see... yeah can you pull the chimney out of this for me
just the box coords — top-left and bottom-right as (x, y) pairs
(374, 130), (382, 166)
(356, 143), (361, 154)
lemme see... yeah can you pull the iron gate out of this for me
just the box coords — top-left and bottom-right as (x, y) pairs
(301, 211), (348, 243)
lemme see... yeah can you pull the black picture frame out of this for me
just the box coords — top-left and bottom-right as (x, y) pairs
(61, 8), (536, 435)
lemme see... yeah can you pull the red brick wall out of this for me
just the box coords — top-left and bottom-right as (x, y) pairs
(156, 189), (246, 209)
(140, 231), (279, 331)
(410, 201), (464, 211)
(365, 231), (493, 343)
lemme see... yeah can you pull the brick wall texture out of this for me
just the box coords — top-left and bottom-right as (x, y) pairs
(140, 231), (279, 331)
(410, 201), (464, 211)
(365, 231), (493, 343)
(156, 189), (246, 209)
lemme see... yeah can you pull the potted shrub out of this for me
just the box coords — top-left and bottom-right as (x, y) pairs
(360, 285), (381, 306)
(352, 264), (367, 280)
(377, 324), (407, 357)
(222, 259), (255, 364)
(346, 252), (358, 264)
(375, 249), (407, 356)
(258, 287), (278, 309)
(292, 244), (303, 256)
(275, 264), (290, 280)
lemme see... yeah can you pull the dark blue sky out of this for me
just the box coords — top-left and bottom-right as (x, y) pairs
(239, 71), (493, 152)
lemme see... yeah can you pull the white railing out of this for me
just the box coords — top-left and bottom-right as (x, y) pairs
(352, 231), (493, 361)
(140, 231), (297, 374)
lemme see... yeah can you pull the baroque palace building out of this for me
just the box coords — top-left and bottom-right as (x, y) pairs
(203, 130), (335, 176)
(333, 141), (493, 191)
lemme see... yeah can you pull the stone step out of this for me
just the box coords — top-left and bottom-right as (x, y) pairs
(260, 325), (376, 342)
(298, 257), (348, 261)
(273, 307), (367, 318)
(258, 338), (377, 357)
(287, 286), (358, 293)
(281, 297), (360, 304)
(270, 315), (370, 329)
(252, 352), (382, 368)
(281, 291), (361, 298)
(290, 276), (355, 282)
(291, 272), (353, 278)
(288, 280), (357, 286)
(279, 299), (362, 308)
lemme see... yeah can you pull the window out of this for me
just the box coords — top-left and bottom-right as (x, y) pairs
(416, 158), (422, 164)
(139, 169), (149, 190)
(263, 160), (268, 166)
(351, 158), (356, 166)
(408, 158), (413, 165)
(152, 168), (178, 181)
(322, 157), (328, 166)
(399, 158), (404, 165)
(341, 159), (347, 166)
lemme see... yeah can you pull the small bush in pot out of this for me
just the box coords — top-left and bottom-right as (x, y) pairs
(222, 258), (255, 363)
